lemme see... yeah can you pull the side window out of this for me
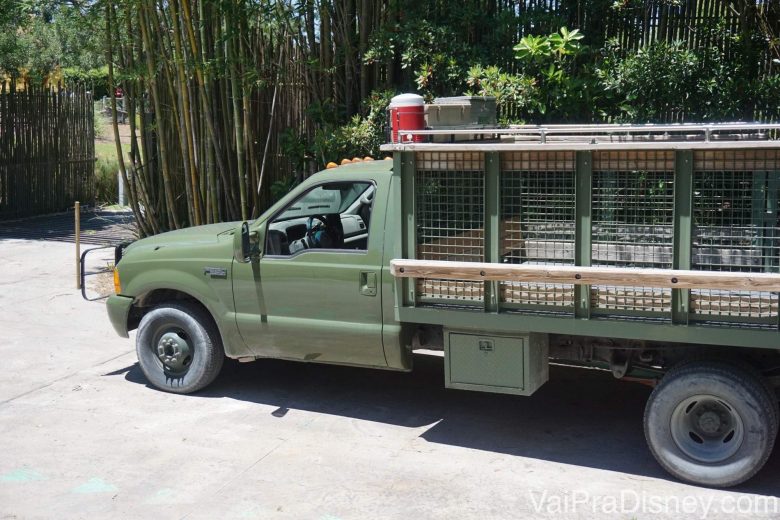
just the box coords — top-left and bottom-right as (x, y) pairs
(265, 181), (374, 256)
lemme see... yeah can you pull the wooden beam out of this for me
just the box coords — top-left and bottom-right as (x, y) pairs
(390, 259), (780, 292)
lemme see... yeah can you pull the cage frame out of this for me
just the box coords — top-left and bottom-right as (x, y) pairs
(386, 124), (780, 350)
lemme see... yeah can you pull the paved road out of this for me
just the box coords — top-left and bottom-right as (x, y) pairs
(0, 209), (136, 245)
(2, 238), (780, 519)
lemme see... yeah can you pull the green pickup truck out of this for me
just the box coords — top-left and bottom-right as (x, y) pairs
(106, 122), (780, 488)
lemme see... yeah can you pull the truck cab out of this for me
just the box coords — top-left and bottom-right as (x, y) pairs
(106, 157), (411, 389)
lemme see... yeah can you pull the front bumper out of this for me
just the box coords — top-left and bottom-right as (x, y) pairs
(106, 295), (134, 338)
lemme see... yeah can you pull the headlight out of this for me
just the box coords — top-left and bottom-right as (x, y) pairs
(113, 267), (122, 294)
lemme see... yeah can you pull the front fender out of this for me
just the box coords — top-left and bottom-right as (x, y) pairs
(106, 294), (134, 338)
(120, 265), (250, 358)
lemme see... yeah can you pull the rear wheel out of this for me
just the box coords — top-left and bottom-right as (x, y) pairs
(136, 302), (224, 394)
(644, 360), (778, 487)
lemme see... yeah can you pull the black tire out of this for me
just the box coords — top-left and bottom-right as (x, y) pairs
(644, 360), (778, 487)
(136, 302), (224, 394)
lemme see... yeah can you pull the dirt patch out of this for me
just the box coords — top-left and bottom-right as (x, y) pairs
(88, 269), (116, 299)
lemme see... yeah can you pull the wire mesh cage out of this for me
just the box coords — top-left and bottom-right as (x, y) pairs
(399, 139), (780, 329)
(500, 151), (575, 310)
(691, 149), (780, 324)
(415, 152), (485, 302)
(591, 151), (675, 316)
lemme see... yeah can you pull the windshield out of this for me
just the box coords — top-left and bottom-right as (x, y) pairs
(276, 183), (369, 221)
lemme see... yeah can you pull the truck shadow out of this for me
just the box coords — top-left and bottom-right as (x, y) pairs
(120, 352), (780, 496)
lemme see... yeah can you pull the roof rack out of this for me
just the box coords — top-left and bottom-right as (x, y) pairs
(380, 122), (780, 152)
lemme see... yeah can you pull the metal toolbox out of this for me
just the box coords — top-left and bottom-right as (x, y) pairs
(425, 96), (497, 142)
(444, 330), (549, 396)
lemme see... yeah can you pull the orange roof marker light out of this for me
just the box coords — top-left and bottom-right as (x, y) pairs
(326, 161), (338, 169)
(384, 156), (392, 161)
(352, 157), (363, 162)
(340, 158), (352, 165)
(363, 156), (374, 161)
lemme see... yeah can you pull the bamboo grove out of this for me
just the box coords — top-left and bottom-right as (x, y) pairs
(105, 0), (780, 235)
(105, 0), (393, 234)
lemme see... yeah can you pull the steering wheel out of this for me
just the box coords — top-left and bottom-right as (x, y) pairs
(306, 215), (330, 247)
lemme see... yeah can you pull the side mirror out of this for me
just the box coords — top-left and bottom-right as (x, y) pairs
(234, 222), (262, 263)
(234, 222), (250, 263)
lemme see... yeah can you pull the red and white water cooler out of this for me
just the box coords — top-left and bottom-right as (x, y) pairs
(389, 93), (425, 143)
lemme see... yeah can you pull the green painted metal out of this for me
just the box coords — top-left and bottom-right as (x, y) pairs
(672, 150), (693, 324)
(114, 222), (246, 356)
(574, 151), (592, 319)
(769, 171), (780, 331)
(398, 306), (780, 349)
(232, 166), (389, 366)
(106, 294), (134, 338)
(401, 152), (417, 307)
(156, 330), (192, 374)
(444, 330), (549, 396)
(766, 171), (779, 274)
(484, 152), (501, 313)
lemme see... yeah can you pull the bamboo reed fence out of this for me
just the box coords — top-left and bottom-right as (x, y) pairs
(0, 82), (95, 220)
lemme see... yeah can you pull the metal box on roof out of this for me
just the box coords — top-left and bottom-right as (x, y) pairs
(425, 96), (497, 142)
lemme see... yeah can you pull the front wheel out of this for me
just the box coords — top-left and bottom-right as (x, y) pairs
(644, 360), (778, 487)
(136, 302), (224, 394)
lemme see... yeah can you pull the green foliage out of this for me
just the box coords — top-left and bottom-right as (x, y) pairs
(366, 20), (468, 99)
(595, 37), (780, 122)
(469, 28), (596, 123)
(95, 155), (119, 205)
(513, 27), (595, 122)
(310, 89), (394, 168)
(63, 66), (109, 98)
(465, 65), (539, 124)
(93, 109), (107, 140)
(0, 1), (105, 81)
(273, 90), (396, 201)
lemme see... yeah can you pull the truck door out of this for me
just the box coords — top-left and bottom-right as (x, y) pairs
(232, 178), (387, 367)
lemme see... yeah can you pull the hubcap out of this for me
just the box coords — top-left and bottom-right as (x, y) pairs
(670, 395), (744, 463)
(155, 330), (192, 374)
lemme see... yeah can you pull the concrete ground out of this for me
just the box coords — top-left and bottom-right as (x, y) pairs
(2, 238), (780, 520)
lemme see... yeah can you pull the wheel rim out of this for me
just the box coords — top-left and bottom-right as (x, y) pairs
(153, 327), (193, 376)
(670, 394), (745, 463)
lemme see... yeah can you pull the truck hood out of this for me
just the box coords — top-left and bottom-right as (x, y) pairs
(126, 221), (240, 251)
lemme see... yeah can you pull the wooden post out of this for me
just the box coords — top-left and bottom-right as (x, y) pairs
(75, 201), (81, 290)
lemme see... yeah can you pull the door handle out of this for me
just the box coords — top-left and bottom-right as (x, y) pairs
(359, 271), (377, 296)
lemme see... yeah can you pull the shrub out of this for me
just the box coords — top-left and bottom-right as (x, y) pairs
(311, 89), (394, 167)
(94, 154), (119, 205)
(465, 65), (540, 124)
(595, 37), (778, 123)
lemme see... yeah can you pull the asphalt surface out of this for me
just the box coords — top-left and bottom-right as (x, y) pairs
(2, 238), (780, 519)
(0, 208), (137, 245)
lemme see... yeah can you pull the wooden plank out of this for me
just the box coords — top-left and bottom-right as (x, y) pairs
(417, 279), (484, 300)
(501, 151), (574, 171)
(390, 258), (780, 292)
(415, 151), (484, 171)
(694, 149), (780, 171)
(691, 292), (778, 317)
(593, 150), (674, 171)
